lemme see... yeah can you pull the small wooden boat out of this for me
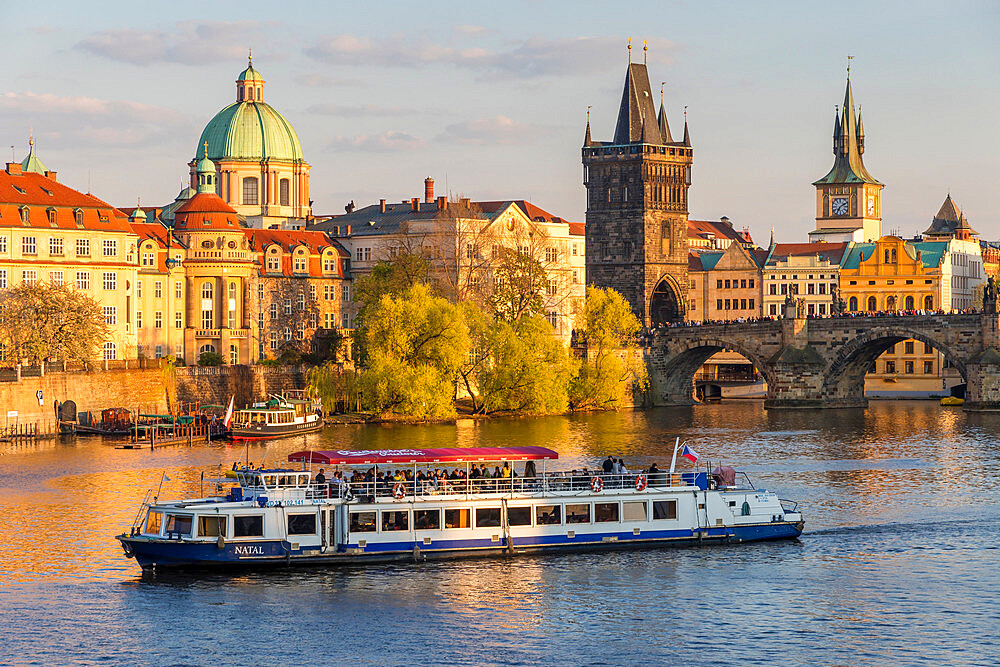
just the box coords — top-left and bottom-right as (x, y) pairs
(940, 396), (965, 406)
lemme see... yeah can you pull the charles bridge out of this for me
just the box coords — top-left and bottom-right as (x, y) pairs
(646, 309), (1000, 410)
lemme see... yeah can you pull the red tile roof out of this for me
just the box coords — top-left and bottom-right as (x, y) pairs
(245, 228), (349, 278)
(769, 242), (848, 264)
(475, 200), (578, 227)
(687, 218), (745, 243)
(174, 192), (240, 230)
(0, 168), (131, 231)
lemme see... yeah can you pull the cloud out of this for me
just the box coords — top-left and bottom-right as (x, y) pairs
(293, 73), (363, 88)
(454, 25), (490, 36)
(436, 115), (536, 145)
(304, 34), (675, 79)
(307, 103), (412, 118)
(75, 20), (269, 65)
(329, 130), (425, 152)
(0, 91), (191, 149)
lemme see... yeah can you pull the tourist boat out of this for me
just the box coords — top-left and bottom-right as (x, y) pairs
(116, 445), (804, 570)
(229, 391), (322, 441)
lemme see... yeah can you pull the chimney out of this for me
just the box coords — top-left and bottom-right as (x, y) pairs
(6, 163), (22, 176)
(379, 199), (386, 213)
(424, 177), (434, 203)
(411, 197), (420, 212)
(459, 197), (471, 208)
(721, 216), (732, 228)
(436, 195), (447, 211)
(44, 170), (57, 182)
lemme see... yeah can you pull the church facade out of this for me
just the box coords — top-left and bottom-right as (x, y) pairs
(582, 54), (692, 327)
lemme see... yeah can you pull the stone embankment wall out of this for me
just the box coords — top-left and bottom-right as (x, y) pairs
(0, 365), (311, 422)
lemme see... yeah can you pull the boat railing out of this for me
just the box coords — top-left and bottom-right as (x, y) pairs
(129, 489), (154, 535)
(779, 498), (799, 513)
(314, 471), (689, 502)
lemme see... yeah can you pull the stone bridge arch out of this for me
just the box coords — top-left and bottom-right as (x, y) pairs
(651, 336), (778, 405)
(821, 325), (969, 407)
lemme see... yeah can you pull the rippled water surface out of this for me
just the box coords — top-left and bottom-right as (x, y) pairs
(2, 401), (1000, 665)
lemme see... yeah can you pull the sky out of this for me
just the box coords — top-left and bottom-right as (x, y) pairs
(2, 0), (998, 244)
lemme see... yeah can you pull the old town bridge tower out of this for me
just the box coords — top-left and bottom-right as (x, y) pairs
(583, 51), (692, 326)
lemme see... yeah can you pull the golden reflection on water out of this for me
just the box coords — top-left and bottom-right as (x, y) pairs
(2, 400), (1000, 586)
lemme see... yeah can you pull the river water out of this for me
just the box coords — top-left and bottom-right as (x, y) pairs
(1, 401), (998, 666)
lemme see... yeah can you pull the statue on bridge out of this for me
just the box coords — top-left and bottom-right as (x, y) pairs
(984, 276), (998, 314)
(831, 285), (847, 315)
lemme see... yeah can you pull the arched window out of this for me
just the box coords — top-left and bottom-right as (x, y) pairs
(243, 177), (259, 205)
(201, 281), (213, 300)
(924, 295), (933, 310)
(886, 296), (897, 311)
(199, 344), (216, 355)
(867, 296), (877, 312)
(238, 88), (243, 102)
(905, 295), (915, 310)
(849, 296), (858, 312)
(229, 344), (239, 365)
(279, 178), (290, 206)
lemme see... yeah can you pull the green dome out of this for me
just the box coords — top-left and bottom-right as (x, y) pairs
(197, 101), (305, 163)
(237, 64), (264, 82)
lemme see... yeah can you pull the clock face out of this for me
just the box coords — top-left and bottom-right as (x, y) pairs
(832, 197), (849, 216)
(867, 196), (875, 216)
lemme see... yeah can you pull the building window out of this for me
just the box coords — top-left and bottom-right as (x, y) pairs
(547, 279), (558, 296)
(572, 270), (579, 284)
(545, 247), (557, 263)
(174, 281), (182, 299)
(269, 332), (278, 350)
(924, 296), (933, 309)
(885, 360), (896, 374)
(343, 313), (350, 329)
(309, 285), (316, 301)
(0, 270), (6, 289)
(905, 295), (914, 310)
(297, 293), (305, 311)
(867, 296), (877, 311)
(154, 281), (163, 298)
(724, 280), (730, 289)
(104, 306), (117, 325)
(324, 313), (335, 328)
(294, 256), (307, 273)
(323, 285), (333, 300)
(19, 206), (29, 224)
(905, 360), (914, 374)
(103, 342), (117, 360)
(904, 341), (914, 354)
(924, 342), (933, 354)
(279, 179), (290, 207)
(0, 236), (6, 253)
(769, 304), (777, 315)
(103, 272), (116, 291)
(819, 304), (826, 315)
(176, 312), (183, 329)
(818, 283), (826, 295)
(243, 177), (259, 205)
(924, 360), (934, 374)
(103, 239), (117, 257)
(267, 255), (280, 272)
(49, 237), (64, 256)
(258, 313), (264, 330)
(155, 345), (163, 359)
(22, 236), (37, 255)
(748, 279), (755, 288)
(49, 271), (63, 286)
(284, 298), (292, 315)
(716, 299), (723, 310)
(76, 238), (90, 257)
(22, 270), (38, 286)
(309, 313), (318, 329)
(342, 284), (351, 302)
(283, 328), (292, 341)
(323, 255), (337, 273)
(807, 284), (815, 295)
(76, 272), (90, 290)
(201, 281), (213, 300)
(230, 345), (239, 365)
(258, 284), (264, 300)
(137, 311), (143, 328)
(270, 303), (278, 319)
(155, 311), (163, 329)
(202, 310), (213, 329)
(137, 281), (142, 298)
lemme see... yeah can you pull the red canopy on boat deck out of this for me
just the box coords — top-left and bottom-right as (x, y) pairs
(287, 447), (559, 465)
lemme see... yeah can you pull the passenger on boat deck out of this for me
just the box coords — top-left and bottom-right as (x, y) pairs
(616, 458), (629, 475)
(315, 469), (326, 484)
(602, 456), (615, 474)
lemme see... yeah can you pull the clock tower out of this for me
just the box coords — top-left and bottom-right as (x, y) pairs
(810, 69), (883, 243)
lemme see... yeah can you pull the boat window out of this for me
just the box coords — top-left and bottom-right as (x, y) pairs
(287, 513), (316, 535)
(622, 501), (647, 522)
(565, 504), (591, 524)
(263, 475), (276, 488)
(652, 500), (678, 520)
(145, 510), (163, 535)
(475, 507), (502, 528)
(234, 515), (264, 537)
(535, 505), (561, 525)
(198, 515), (227, 537)
(444, 508), (470, 529)
(381, 510), (409, 532)
(350, 511), (376, 532)
(164, 514), (193, 536)
(415, 509), (440, 530)
(507, 506), (532, 526)
(595, 503), (619, 523)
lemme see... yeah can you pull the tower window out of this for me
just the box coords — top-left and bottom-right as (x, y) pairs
(243, 177), (259, 205)
(279, 179), (290, 206)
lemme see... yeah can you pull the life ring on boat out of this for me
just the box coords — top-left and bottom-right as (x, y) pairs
(634, 474), (648, 491)
(590, 476), (604, 493)
(392, 482), (407, 499)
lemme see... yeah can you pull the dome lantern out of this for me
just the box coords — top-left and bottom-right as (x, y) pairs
(236, 49), (264, 103)
(195, 141), (216, 194)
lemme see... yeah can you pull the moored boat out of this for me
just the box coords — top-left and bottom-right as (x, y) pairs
(229, 391), (322, 441)
(117, 445), (804, 570)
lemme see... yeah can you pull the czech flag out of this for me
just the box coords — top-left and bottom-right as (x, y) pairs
(223, 395), (235, 429)
(681, 444), (699, 463)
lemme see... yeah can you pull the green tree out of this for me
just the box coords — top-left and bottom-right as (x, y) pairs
(476, 314), (574, 414)
(307, 362), (360, 414)
(488, 247), (548, 321)
(359, 283), (468, 419)
(352, 250), (432, 364)
(569, 286), (649, 409)
(198, 350), (225, 366)
(0, 282), (111, 363)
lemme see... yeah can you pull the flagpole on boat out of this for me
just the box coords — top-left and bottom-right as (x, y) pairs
(668, 436), (680, 478)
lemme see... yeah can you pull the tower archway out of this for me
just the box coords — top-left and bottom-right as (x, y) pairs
(650, 278), (683, 326)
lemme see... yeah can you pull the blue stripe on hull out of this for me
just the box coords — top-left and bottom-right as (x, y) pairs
(120, 521), (802, 569)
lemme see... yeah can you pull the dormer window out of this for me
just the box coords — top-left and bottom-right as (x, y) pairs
(13, 185), (26, 195)
(19, 206), (29, 224)
(47, 208), (56, 224)
(74, 209), (84, 226)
